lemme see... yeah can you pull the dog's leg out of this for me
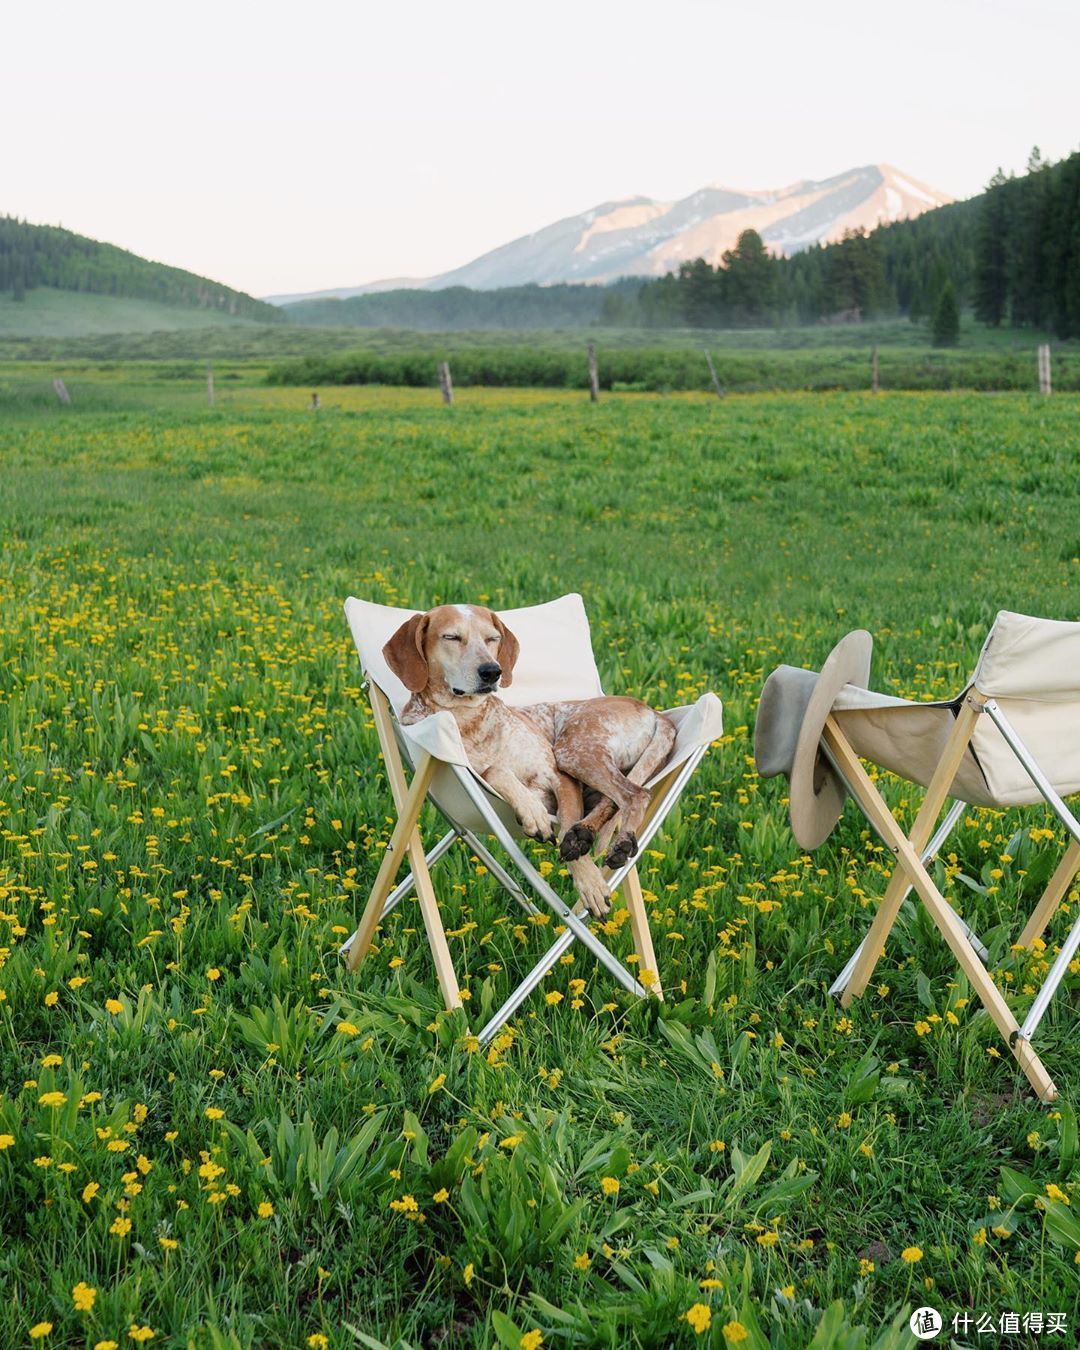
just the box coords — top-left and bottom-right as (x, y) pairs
(602, 715), (677, 865)
(556, 716), (676, 869)
(482, 766), (555, 843)
(554, 772), (610, 916)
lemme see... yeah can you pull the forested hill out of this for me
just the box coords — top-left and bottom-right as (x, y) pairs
(0, 216), (281, 321)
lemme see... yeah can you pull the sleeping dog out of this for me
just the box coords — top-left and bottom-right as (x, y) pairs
(383, 604), (675, 915)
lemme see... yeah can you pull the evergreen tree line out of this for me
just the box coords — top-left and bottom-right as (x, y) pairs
(638, 148), (1080, 333)
(975, 149), (1080, 337)
(0, 217), (280, 320)
(636, 203), (978, 328)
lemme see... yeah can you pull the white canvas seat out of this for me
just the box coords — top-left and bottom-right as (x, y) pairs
(340, 593), (723, 1044)
(756, 611), (1080, 1102)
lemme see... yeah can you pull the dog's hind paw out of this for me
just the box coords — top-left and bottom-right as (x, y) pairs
(559, 822), (594, 861)
(603, 831), (638, 870)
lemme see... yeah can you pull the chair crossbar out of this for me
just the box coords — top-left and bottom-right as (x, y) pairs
(828, 796), (974, 997)
(473, 747), (706, 1044)
(453, 768), (649, 1000)
(818, 692), (1080, 1103)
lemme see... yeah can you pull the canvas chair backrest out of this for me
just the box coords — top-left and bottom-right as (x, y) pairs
(833, 610), (1080, 810)
(968, 611), (1080, 806)
(344, 593), (605, 715)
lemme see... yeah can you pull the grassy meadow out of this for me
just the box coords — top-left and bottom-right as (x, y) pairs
(1, 369), (1079, 1348)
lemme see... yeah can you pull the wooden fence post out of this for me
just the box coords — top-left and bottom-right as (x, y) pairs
(871, 346), (879, 394)
(52, 378), (71, 405)
(703, 349), (725, 399)
(438, 361), (454, 406)
(207, 362), (215, 407)
(587, 343), (599, 403)
(1038, 344), (1052, 395)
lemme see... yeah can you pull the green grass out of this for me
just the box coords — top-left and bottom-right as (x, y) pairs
(1, 376), (1079, 1348)
(0, 287), (264, 339)
(0, 313), (1072, 370)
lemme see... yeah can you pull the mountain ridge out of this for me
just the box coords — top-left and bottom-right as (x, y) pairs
(266, 163), (952, 305)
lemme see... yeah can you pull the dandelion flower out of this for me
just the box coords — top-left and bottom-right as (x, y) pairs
(600, 1176), (620, 1196)
(257, 1202), (274, 1218)
(685, 1305), (712, 1335)
(722, 1323), (749, 1344)
(29, 1324), (53, 1341)
(72, 1283), (97, 1312)
(901, 1246), (923, 1263)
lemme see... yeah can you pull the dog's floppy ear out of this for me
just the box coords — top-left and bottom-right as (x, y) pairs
(492, 613), (520, 688)
(383, 614), (430, 693)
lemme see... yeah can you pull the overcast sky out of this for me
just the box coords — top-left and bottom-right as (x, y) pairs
(4, 0), (1077, 297)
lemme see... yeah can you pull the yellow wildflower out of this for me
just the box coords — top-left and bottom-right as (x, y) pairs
(72, 1283), (97, 1312)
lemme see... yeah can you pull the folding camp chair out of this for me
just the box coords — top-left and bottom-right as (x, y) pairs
(340, 593), (723, 1045)
(755, 612), (1080, 1102)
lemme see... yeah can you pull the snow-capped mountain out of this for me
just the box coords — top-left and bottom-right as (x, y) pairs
(265, 164), (951, 304)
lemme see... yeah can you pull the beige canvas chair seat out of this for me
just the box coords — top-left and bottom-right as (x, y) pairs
(341, 593), (723, 1044)
(757, 610), (1080, 1102)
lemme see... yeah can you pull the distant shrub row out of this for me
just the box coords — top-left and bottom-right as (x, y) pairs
(267, 345), (1079, 393)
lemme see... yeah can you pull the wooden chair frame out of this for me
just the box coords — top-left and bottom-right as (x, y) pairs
(821, 691), (1080, 1102)
(341, 681), (709, 1045)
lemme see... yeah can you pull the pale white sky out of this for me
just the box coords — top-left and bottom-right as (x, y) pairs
(4, 0), (1077, 297)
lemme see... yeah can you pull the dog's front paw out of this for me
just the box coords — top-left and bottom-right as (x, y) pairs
(569, 861), (611, 917)
(519, 801), (555, 842)
(603, 830), (638, 870)
(559, 822), (594, 861)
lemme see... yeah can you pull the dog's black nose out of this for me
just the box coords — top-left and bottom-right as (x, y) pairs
(478, 662), (501, 684)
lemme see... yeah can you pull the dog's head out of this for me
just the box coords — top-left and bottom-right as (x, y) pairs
(383, 604), (520, 700)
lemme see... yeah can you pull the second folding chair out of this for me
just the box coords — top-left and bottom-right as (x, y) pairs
(340, 593), (723, 1045)
(756, 611), (1080, 1102)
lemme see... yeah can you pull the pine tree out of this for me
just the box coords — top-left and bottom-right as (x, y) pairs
(931, 280), (960, 346)
(721, 229), (776, 326)
(974, 171), (1010, 325)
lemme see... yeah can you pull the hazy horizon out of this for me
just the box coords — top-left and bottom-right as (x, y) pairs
(5, 0), (1078, 298)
